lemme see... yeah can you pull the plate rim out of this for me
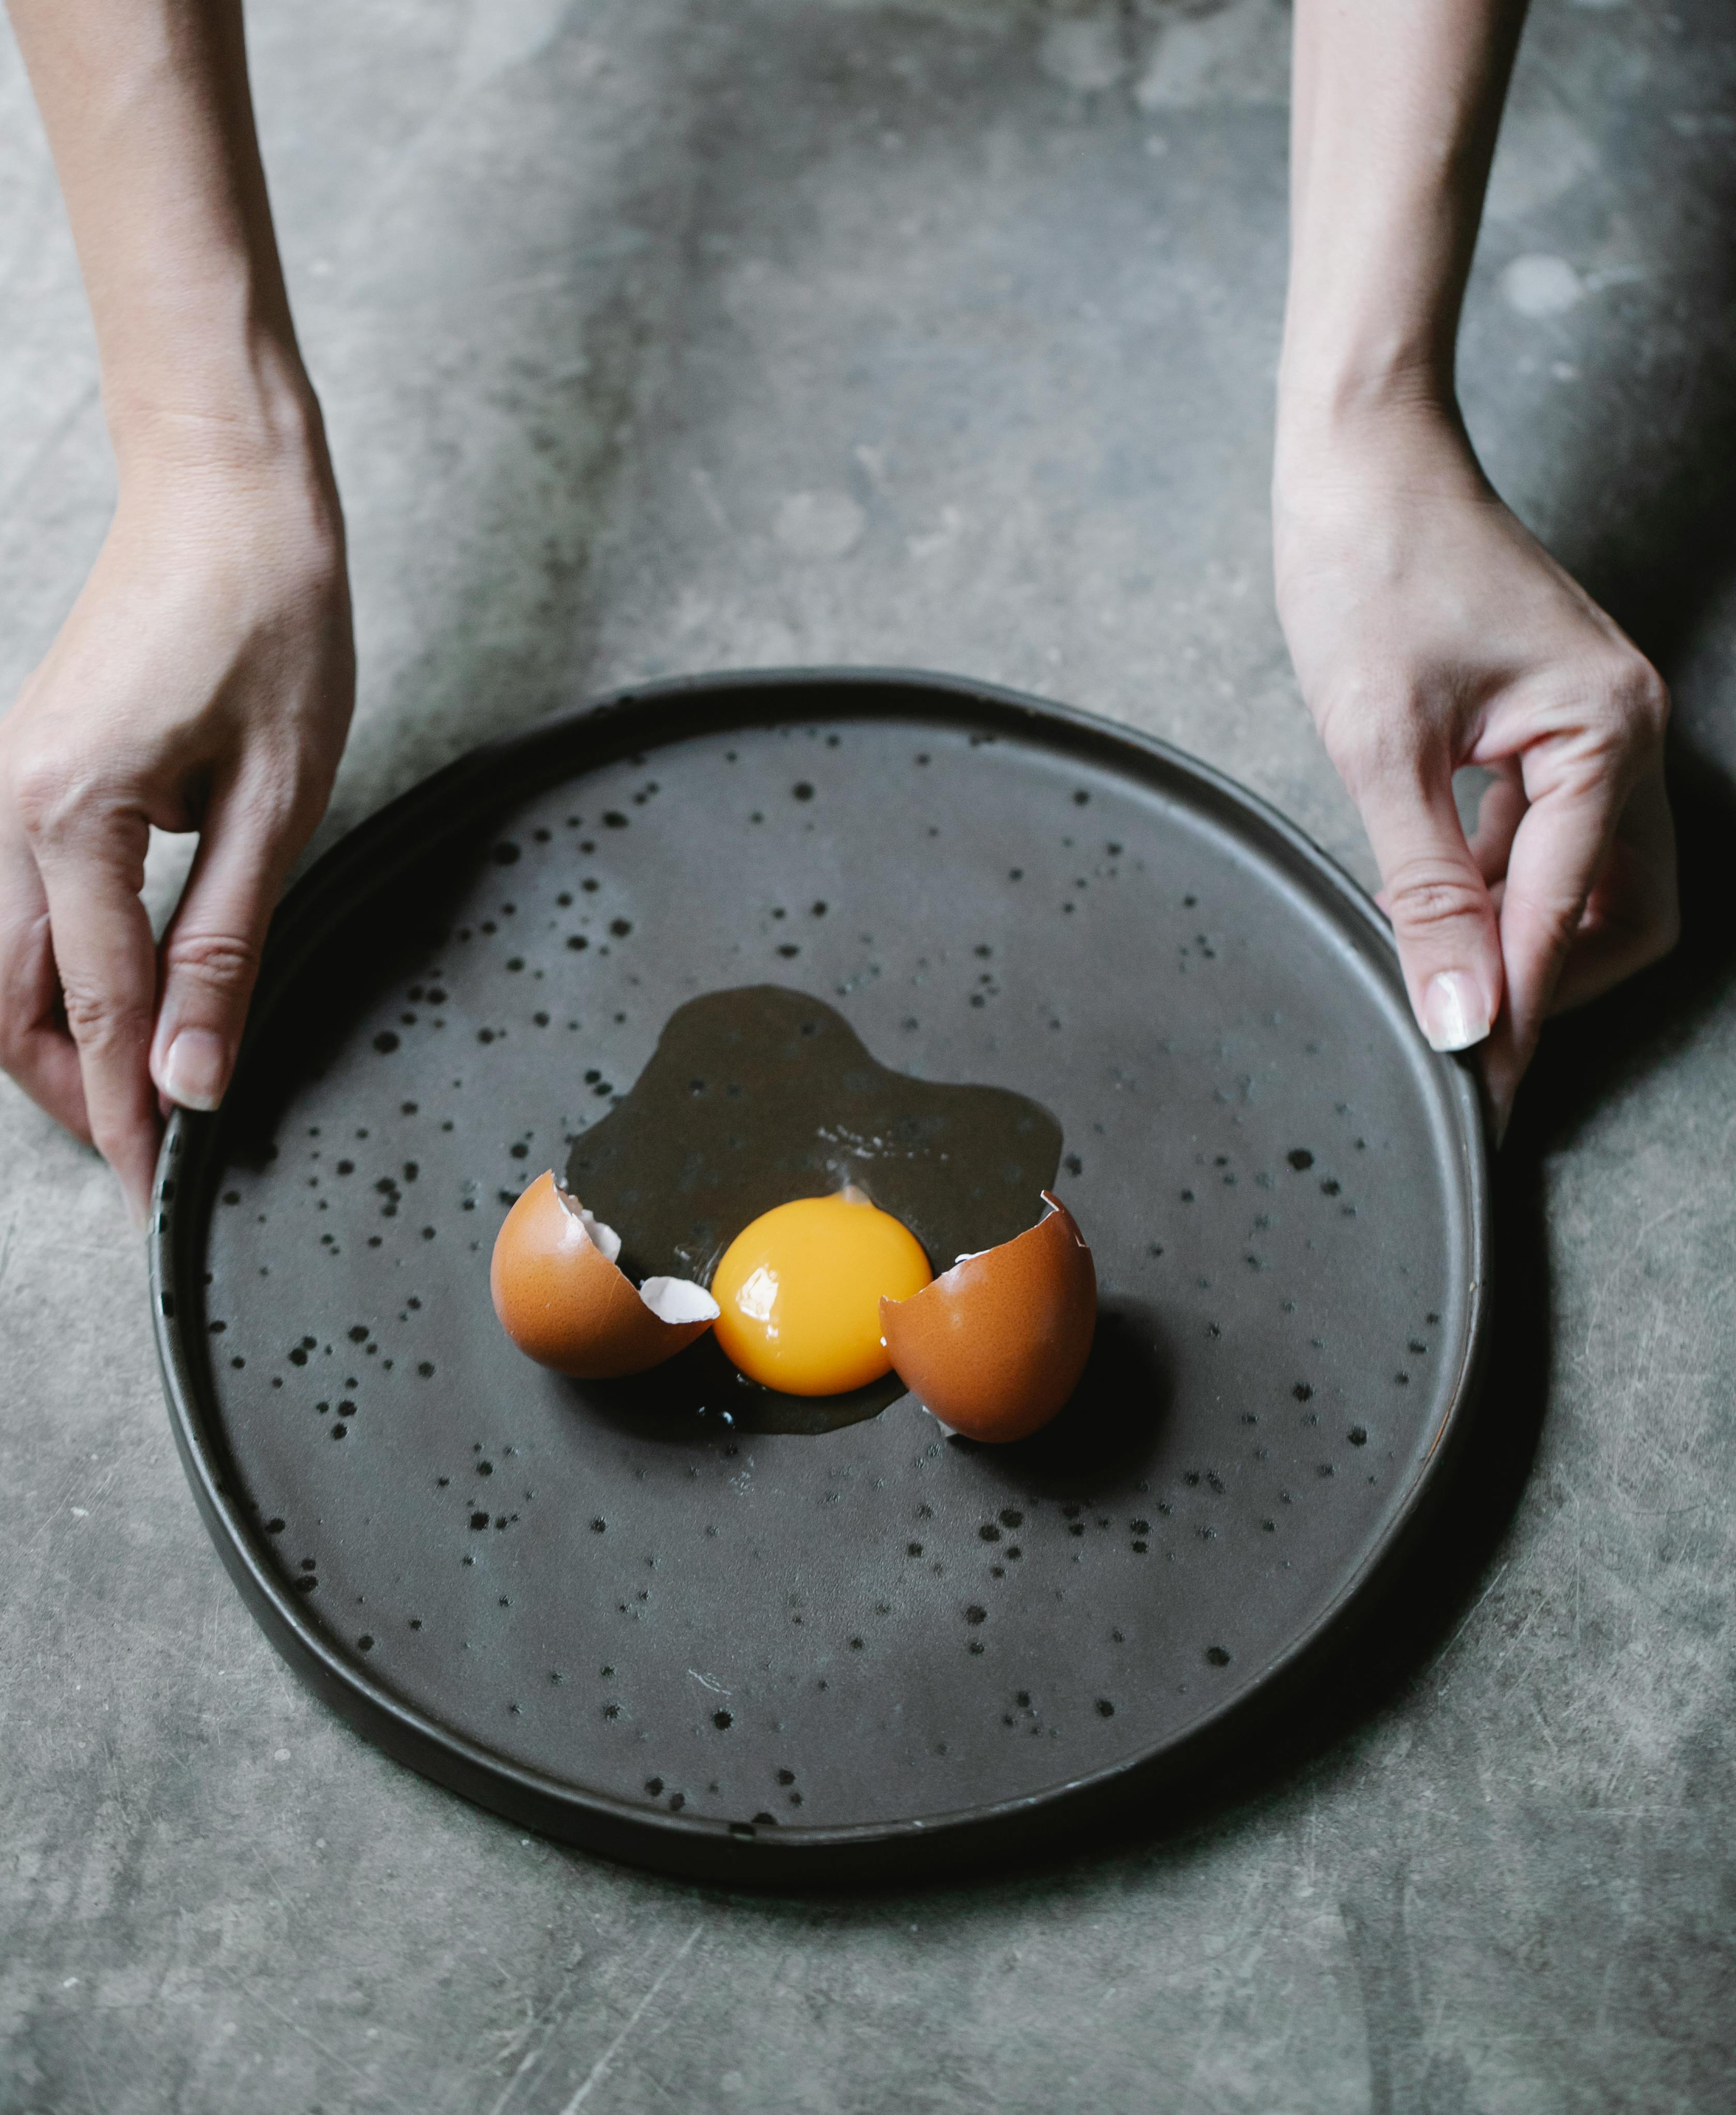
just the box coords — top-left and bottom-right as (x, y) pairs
(150, 665), (1492, 1880)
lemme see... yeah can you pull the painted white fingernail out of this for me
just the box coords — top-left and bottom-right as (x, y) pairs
(1421, 972), (1492, 1053)
(161, 1028), (228, 1111)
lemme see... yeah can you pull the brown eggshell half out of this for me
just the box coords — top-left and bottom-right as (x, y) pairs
(490, 1171), (717, 1378)
(879, 1191), (1096, 1443)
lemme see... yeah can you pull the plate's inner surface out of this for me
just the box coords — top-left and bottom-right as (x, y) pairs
(193, 709), (1467, 1834)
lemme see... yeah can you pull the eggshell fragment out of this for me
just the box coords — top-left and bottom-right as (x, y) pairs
(879, 1191), (1096, 1442)
(490, 1171), (718, 1378)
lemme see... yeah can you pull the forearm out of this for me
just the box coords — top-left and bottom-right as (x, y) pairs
(7, 0), (322, 480)
(1278, 0), (1528, 462)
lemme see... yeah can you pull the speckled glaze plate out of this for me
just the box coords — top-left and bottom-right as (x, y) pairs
(150, 670), (1489, 1882)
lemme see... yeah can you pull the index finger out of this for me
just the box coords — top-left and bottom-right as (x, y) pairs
(33, 830), (163, 1227)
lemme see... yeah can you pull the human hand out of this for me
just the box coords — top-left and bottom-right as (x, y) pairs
(1274, 404), (1677, 1135)
(0, 446), (353, 1225)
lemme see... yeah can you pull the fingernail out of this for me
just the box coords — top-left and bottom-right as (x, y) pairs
(1421, 972), (1492, 1054)
(161, 1028), (228, 1111)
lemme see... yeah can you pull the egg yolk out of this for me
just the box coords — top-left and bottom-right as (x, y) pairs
(710, 1189), (932, 1396)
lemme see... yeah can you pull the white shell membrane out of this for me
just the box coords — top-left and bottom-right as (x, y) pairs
(553, 1180), (715, 1324)
(553, 1181), (623, 1263)
(639, 1276), (721, 1325)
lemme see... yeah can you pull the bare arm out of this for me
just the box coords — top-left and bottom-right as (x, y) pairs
(2, 0), (352, 1221)
(1276, 0), (1676, 1132)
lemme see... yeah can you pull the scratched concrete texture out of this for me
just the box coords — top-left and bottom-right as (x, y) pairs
(2, 2), (1734, 2110)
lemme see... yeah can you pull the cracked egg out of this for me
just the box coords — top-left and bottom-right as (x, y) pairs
(490, 985), (1094, 1438)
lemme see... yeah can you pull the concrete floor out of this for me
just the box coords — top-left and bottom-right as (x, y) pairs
(3, 1), (1734, 2109)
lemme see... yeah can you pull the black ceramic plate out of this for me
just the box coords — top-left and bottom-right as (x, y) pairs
(151, 670), (1489, 1882)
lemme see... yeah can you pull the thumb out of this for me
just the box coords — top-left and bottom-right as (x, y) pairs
(1352, 748), (1505, 1055)
(149, 777), (297, 1113)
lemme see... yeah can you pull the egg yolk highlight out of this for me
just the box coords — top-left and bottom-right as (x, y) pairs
(710, 1190), (932, 1396)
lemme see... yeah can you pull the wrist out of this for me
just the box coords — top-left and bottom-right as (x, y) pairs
(108, 364), (347, 598)
(1273, 375), (1482, 512)
(104, 305), (330, 488)
(1277, 347), (1450, 436)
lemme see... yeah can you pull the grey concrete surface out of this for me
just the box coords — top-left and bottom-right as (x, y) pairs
(3, 2), (1733, 2109)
